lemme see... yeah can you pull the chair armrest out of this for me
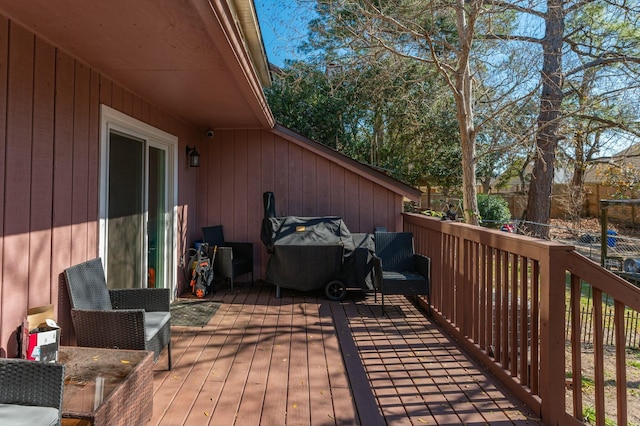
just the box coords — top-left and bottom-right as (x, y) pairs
(71, 309), (147, 349)
(413, 253), (431, 295)
(213, 246), (234, 277)
(227, 242), (253, 260)
(414, 254), (431, 283)
(109, 288), (170, 311)
(372, 255), (383, 291)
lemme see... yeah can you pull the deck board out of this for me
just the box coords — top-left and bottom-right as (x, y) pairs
(150, 282), (543, 425)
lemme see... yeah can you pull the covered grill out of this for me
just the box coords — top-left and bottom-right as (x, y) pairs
(261, 192), (375, 300)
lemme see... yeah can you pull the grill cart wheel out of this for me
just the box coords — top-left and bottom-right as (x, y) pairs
(325, 280), (347, 301)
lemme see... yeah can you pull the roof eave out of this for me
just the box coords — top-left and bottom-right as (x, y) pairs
(229, 0), (272, 88)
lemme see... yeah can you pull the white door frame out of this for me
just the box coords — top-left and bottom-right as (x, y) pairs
(99, 105), (178, 296)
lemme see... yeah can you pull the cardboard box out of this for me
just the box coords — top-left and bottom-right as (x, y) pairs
(23, 305), (60, 362)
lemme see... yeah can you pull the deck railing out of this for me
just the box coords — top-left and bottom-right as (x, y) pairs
(403, 213), (640, 426)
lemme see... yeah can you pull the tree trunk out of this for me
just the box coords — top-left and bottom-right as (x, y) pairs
(525, 0), (564, 238)
(455, 0), (479, 225)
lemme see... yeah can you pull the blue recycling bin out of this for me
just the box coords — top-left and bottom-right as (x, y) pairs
(607, 230), (617, 248)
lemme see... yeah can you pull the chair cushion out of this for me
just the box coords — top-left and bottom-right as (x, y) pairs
(145, 311), (170, 341)
(0, 404), (59, 426)
(381, 271), (429, 295)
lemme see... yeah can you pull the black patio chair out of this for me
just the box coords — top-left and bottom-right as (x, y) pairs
(0, 358), (65, 426)
(202, 225), (254, 291)
(373, 232), (431, 315)
(63, 258), (172, 370)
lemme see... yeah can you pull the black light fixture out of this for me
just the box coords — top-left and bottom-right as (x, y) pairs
(186, 145), (200, 168)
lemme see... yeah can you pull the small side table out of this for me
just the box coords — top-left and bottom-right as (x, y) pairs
(59, 346), (153, 426)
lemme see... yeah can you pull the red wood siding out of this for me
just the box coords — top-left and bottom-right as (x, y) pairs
(0, 18), (200, 357)
(198, 129), (404, 278)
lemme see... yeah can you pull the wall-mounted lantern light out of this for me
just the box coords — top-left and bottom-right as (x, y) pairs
(186, 145), (200, 168)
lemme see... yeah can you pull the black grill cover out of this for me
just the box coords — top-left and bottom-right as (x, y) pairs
(261, 216), (355, 253)
(261, 216), (356, 291)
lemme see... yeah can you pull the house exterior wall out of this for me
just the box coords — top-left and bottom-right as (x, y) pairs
(0, 16), (407, 358)
(197, 129), (404, 277)
(0, 17), (201, 357)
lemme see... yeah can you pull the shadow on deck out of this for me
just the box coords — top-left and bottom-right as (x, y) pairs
(151, 281), (544, 425)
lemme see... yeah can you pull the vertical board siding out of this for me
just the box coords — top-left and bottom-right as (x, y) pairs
(259, 131), (276, 274)
(233, 129), (248, 241)
(302, 150), (317, 216)
(71, 62), (91, 266)
(287, 144), (303, 215)
(329, 163), (345, 217)
(246, 129), (263, 273)
(316, 157), (331, 217)
(201, 129), (406, 279)
(0, 17), (8, 356)
(86, 69), (101, 259)
(344, 171), (360, 230)
(51, 50), (76, 347)
(273, 137), (289, 215)
(29, 38), (55, 310)
(3, 23), (34, 358)
(0, 19), (199, 354)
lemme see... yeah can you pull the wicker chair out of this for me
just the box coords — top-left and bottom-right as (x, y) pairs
(0, 358), (65, 426)
(63, 258), (172, 370)
(202, 225), (254, 291)
(373, 232), (431, 315)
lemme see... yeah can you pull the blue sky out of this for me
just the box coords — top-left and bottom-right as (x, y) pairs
(254, 0), (315, 67)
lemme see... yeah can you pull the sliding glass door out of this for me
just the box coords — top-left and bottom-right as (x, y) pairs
(100, 106), (177, 292)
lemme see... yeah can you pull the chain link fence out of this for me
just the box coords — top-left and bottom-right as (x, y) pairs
(482, 219), (640, 265)
(482, 219), (640, 346)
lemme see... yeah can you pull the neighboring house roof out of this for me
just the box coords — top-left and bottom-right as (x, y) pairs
(272, 125), (422, 201)
(584, 142), (640, 184)
(0, 0), (274, 130)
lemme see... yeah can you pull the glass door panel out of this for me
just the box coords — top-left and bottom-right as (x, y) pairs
(148, 146), (166, 288)
(107, 132), (144, 289)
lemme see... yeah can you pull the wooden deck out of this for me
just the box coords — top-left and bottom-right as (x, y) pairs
(151, 282), (544, 425)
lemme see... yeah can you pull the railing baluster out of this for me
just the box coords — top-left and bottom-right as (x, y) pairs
(472, 241), (480, 343)
(479, 244), (487, 351)
(511, 252), (518, 377)
(487, 246), (494, 358)
(531, 260), (539, 395)
(495, 249), (502, 362)
(519, 256), (528, 386)
(593, 288), (605, 425)
(570, 274), (583, 421)
(501, 250), (509, 368)
(614, 300), (627, 426)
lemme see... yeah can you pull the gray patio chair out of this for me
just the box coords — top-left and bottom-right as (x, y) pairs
(373, 232), (431, 315)
(0, 358), (65, 426)
(202, 225), (254, 291)
(63, 258), (172, 370)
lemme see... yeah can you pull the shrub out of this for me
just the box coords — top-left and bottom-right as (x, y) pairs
(477, 194), (511, 228)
